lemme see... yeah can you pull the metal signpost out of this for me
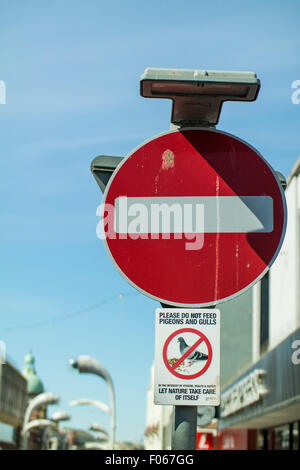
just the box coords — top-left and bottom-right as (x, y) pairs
(91, 68), (287, 450)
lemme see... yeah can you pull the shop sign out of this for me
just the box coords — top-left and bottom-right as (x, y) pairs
(221, 369), (267, 417)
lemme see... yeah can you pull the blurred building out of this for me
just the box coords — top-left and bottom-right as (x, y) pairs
(145, 157), (300, 451)
(0, 359), (27, 449)
(218, 157), (300, 450)
(42, 426), (70, 450)
(115, 440), (144, 450)
(63, 428), (98, 450)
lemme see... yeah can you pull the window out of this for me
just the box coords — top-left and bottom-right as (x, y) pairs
(273, 423), (299, 450)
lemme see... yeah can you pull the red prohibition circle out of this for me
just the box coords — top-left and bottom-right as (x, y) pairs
(162, 328), (213, 380)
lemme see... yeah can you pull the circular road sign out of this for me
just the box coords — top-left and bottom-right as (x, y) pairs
(162, 328), (213, 380)
(101, 128), (287, 307)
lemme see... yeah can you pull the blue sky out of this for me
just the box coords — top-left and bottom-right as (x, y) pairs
(0, 0), (299, 443)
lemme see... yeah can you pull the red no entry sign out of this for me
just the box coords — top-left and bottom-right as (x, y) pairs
(102, 128), (287, 306)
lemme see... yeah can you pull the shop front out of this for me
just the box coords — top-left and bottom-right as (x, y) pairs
(217, 429), (257, 450)
(218, 328), (300, 450)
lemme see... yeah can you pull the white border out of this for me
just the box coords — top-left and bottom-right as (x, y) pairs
(101, 127), (288, 307)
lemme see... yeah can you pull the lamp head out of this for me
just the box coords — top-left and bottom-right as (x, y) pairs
(68, 358), (78, 369)
(140, 67), (260, 127)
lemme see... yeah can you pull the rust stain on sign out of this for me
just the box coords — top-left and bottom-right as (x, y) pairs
(162, 149), (175, 169)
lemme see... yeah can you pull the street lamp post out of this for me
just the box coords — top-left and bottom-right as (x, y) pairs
(51, 411), (71, 424)
(69, 355), (116, 450)
(21, 392), (59, 450)
(69, 398), (110, 415)
(89, 421), (109, 437)
(69, 399), (111, 447)
(48, 411), (71, 450)
(22, 419), (58, 435)
(89, 422), (109, 447)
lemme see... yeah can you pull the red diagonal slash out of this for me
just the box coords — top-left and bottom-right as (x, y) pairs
(171, 336), (205, 371)
(163, 328), (212, 380)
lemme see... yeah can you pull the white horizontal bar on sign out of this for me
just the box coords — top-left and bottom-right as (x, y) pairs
(114, 196), (273, 234)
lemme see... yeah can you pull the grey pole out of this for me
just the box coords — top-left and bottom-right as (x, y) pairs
(171, 406), (197, 450)
(160, 303), (198, 450)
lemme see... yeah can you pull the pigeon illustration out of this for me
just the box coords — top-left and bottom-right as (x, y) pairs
(177, 336), (208, 365)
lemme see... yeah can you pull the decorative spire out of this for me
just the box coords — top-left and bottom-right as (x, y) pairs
(22, 351), (44, 396)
